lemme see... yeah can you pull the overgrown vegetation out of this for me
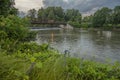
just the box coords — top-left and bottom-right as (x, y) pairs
(0, 15), (36, 53)
(1, 50), (120, 80)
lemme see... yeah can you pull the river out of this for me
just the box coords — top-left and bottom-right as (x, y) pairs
(34, 28), (120, 62)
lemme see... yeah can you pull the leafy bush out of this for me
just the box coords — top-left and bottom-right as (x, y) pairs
(68, 21), (81, 28)
(0, 15), (37, 53)
(23, 31), (37, 41)
(18, 42), (49, 54)
(81, 23), (89, 28)
(0, 15), (29, 41)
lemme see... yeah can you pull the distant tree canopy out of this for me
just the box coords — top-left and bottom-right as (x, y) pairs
(27, 9), (37, 21)
(27, 7), (82, 24)
(82, 6), (120, 28)
(92, 7), (112, 27)
(0, 0), (18, 16)
(112, 6), (120, 25)
(27, 6), (120, 28)
(37, 7), (64, 21)
(65, 9), (81, 23)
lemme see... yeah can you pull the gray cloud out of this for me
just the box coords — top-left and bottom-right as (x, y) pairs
(15, 0), (120, 16)
(43, 0), (120, 15)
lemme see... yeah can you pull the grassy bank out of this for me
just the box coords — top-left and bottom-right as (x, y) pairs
(1, 47), (120, 80)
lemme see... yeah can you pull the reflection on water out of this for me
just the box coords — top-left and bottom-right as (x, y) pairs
(35, 28), (120, 62)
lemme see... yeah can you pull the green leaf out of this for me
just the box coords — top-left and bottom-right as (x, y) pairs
(36, 62), (42, 69)
(30, 57), (36, 62)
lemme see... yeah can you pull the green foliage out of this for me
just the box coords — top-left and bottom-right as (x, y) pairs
(112, 6), (120, 25)
(18, 42), (49, 54)
(86, 6), (120, 29)
(0, 15), (29, 41)
(37, 7), (65, 21)
(27, 9), (37, 21)
(0, 53), (30, 80)
(24, 31), (37, 41)
(38, 8), (47, 20)
(1, 51), (120, 80)
(0, 15), (37, 53)
(9, 7), (18, 15)
(0, 31), (7, 40)
(68, 21), (81, 28)
(48, 10), (55, 20)
(81, 23), (90, 28)
(92, 7), (112, 27)
(65, 9), (81, 23)
(33, 7), (81, 27)
(0, 0), (18, 16)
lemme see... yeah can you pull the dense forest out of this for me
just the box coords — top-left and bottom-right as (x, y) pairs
(1, 0), (120, 80)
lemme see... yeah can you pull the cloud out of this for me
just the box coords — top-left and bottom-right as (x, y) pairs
(43, 0), (120, 15)
(15, 0), (120, 15)
(15, 0), (44, 12)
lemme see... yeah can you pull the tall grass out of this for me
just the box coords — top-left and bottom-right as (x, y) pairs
(1, 49), (120, 80)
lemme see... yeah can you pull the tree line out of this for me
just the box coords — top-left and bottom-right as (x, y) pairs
(27, 7), (82, 27)
(27, 6), (120, 28)
(82, 6), (120, 29)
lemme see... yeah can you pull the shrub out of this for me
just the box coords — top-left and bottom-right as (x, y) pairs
(68, 21), (81, 28)
(0, 15), (29, 41)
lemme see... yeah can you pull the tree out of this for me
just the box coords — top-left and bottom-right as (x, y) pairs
(54, 7), (64, 21)
(38, 8), (47, 21)
(38, 7), (64, 21)
(65, 9), (81, 23)
(0, 15), (29, 41)
(75, 11), (82, 23)
(27, 9), (37, 21)
(48, 10), (55, 20)
(112, 6), (120, 25)
(92, 7), (112, 27)
(0, 0), (18, 16)
(82, 15), (93, 23)
(9, 7), (18, 15)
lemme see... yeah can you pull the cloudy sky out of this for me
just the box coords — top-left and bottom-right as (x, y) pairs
(15, 0), (44, 12)
(15, 0), (120, 15)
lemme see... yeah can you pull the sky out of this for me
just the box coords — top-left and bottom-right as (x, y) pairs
(15, 0), (44, 12)
(15, 0), (120, 16)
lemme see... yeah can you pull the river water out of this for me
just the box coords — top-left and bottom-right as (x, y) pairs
(35, 28), (120, 62)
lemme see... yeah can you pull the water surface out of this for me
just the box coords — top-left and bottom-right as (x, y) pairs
(35, 28), (120, 62)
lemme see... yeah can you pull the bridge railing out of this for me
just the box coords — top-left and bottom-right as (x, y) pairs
(31, 20), (67, 25)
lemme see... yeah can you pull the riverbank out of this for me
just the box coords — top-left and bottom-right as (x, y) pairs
(1, 44), (120, 80)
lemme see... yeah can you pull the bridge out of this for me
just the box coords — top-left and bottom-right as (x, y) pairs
(30, 20), (73, 29)
(31, 20), (67, 25)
